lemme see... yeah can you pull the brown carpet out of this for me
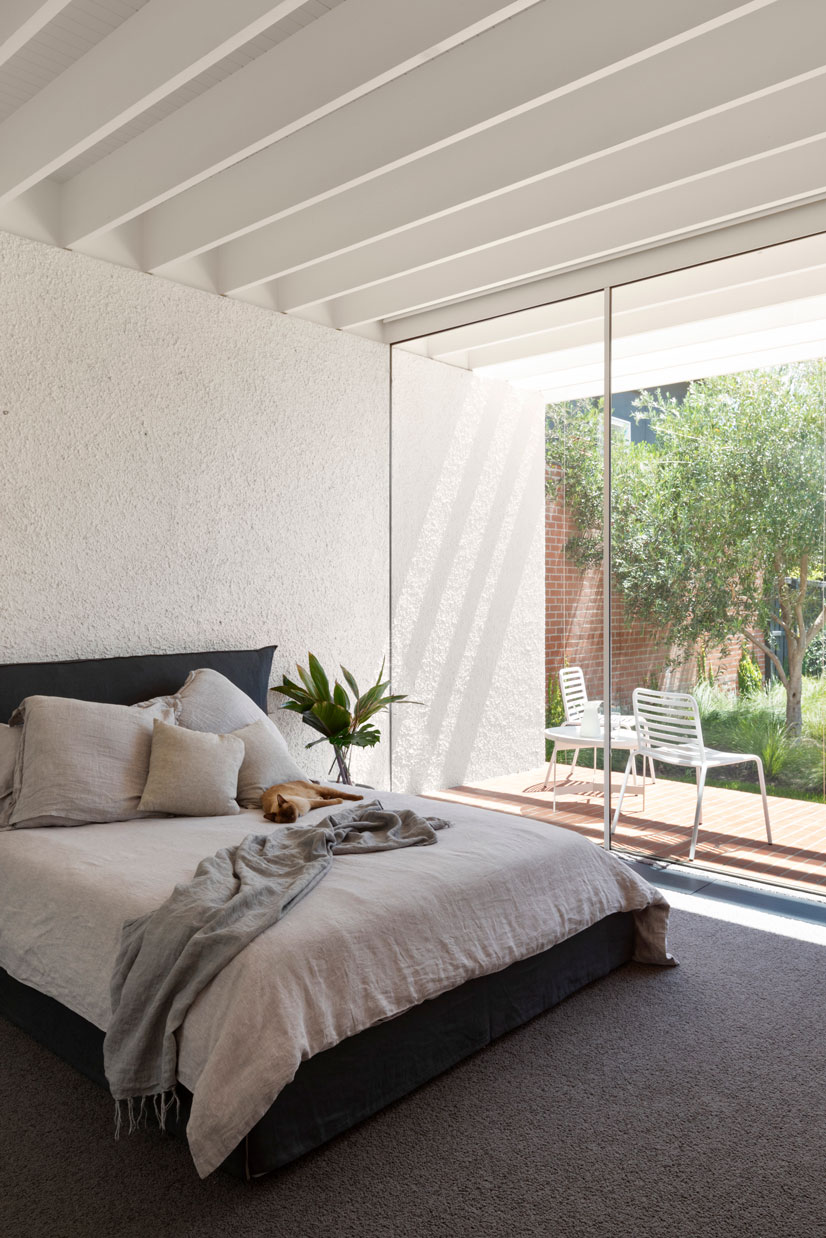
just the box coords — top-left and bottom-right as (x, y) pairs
(1, 906), (824, 1238)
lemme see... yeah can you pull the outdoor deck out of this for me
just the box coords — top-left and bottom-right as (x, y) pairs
(429, 766), (826, 896)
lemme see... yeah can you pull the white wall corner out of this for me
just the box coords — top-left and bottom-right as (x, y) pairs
(390, 350), (545, 793)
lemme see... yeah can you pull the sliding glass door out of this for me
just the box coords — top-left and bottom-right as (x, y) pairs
(403, 228), (826, 894)
(609, 236), (826, 886)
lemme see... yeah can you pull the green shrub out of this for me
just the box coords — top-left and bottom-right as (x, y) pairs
(696, 644), (715, 687)
(545, 671), (566, 762)
(548, 674), (565, 727)
(803, 629), (826, 677)
(781, 739), (825, 795)
(731, 712), (793, 781)
(737, 647), (763, 696)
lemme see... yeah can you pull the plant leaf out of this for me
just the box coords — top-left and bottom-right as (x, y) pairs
(340, 665), (360, 699)
(307, 653), (332, 701)
(301, 709), (330, 737)
(310, 700), (352, 736)
(333, 680), (350, 710)
(296, 664), (316, 698)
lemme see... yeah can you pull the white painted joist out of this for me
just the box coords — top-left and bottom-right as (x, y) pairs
(430, 232), (826, 362)
(385, 198), (826, 346)
(0, 0), (313, 208)
(515, 309), (826, 397)
(0, 0), (72, 69)
(324, 137), (826, 326)
(428, 300), (605, 364)
(269, 76), (826, 311)
(143, 0), (772, 273)
(475, 269), (826, 376)
(61, 0), (541, 246)
(216, 0), (825, 294)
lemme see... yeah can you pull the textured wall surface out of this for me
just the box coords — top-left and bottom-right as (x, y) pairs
(390, 351), (545, 792)
(0, 232), (390, 784)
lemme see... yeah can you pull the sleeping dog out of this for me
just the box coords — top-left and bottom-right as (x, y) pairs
(261, 780), (363, 824)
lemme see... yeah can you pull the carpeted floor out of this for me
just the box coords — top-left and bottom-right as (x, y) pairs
(2, 906), (824, 1238)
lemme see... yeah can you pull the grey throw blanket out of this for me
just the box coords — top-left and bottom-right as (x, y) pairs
(104, 801), (450, 1126)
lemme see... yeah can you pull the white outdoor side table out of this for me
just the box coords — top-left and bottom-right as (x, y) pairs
(542, 722), (654, 811)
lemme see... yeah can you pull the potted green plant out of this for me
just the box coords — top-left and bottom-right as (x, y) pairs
(275, 653), (417, 784)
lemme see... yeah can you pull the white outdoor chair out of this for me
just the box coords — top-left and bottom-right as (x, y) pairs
(542, 667), (596, 788)
(543, 666), (655, 801)
(612, 687), (773, 861)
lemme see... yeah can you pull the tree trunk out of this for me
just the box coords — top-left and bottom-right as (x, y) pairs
(786, 645), (804, 736)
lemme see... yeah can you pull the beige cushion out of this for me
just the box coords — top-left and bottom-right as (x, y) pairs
(138, 720), (243, 817)
(0, 724), (20, 828)
(9, 696), (175, 829)
(233, 719), (305, 808)
(175, 668), (303, 780)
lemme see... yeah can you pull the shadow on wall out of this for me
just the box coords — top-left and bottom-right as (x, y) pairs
(390, 353), (544, 794)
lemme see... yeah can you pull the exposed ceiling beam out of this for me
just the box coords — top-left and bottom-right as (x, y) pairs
(512, 295), (826, 397)
(473, 265), (826, 374)
(215, 0), (824, 295)
(0, 0), (310, 208)
(143, 0), (771, 273)
(326, 137), (826, 326)
(427, 231), (826, 362)
(0, 1), (72, 69)
(385, 198), (826, 346)
(61, 0), (540, 247)
(268, 77), (826, 312)
(424, 300), (604, 361)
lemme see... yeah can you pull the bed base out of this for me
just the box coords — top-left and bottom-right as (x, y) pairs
(0, 910), (633, 1181)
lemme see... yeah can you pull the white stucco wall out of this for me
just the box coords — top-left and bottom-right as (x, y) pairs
(0, 232), (390, 784)
(390, 350), (545, 793)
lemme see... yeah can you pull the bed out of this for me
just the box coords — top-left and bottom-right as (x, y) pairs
(0, 646), (672, 1180)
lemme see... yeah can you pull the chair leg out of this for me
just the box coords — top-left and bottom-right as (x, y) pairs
(689, 764), (708, 862)
(648, 756), (656, 785)
(611, 752), (634, 835)
(755, 757), (772, 845)
(542, 753), (555, 792)
(570, 748), (580, 777)
(551, 752), (558, 811)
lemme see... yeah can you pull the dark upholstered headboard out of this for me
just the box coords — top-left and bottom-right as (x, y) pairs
(0, 646), (276, 723)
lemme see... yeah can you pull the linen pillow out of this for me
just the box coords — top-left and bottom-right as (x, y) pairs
(8, 696), (175, 829)
(138, 720), (243, 818)
(175, 667), (302, 769)
(0, 724), (20, 827)
(233, 718), (306, 808)
(175, 668), (275, 732)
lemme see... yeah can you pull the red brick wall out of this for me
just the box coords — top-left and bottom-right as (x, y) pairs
(545, 485), (761, 708)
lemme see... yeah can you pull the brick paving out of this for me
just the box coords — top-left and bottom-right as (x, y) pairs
(429, 765), (826, 896)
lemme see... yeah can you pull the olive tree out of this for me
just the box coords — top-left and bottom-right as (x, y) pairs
(546, 362), (826, 734)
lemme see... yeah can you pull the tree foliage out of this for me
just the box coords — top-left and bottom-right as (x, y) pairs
(546, 362), (826, 731)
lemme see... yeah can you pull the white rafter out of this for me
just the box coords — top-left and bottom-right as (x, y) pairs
(321, 137), (826, 327)
(0, 1), (72, 69)
(0, 0), (311, 208)
(263, 76), (826, 313)
(3, 0), (826, 346)
(60, 0), (542, 247)
(143, 0), (776, 276)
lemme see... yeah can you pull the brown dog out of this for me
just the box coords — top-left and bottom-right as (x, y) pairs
(261, 780), (363, 824)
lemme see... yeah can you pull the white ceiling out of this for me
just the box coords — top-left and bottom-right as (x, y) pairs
(1, 0), (825, 346)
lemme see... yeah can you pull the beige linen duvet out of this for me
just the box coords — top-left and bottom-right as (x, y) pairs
(0, 791), (672, 1176)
